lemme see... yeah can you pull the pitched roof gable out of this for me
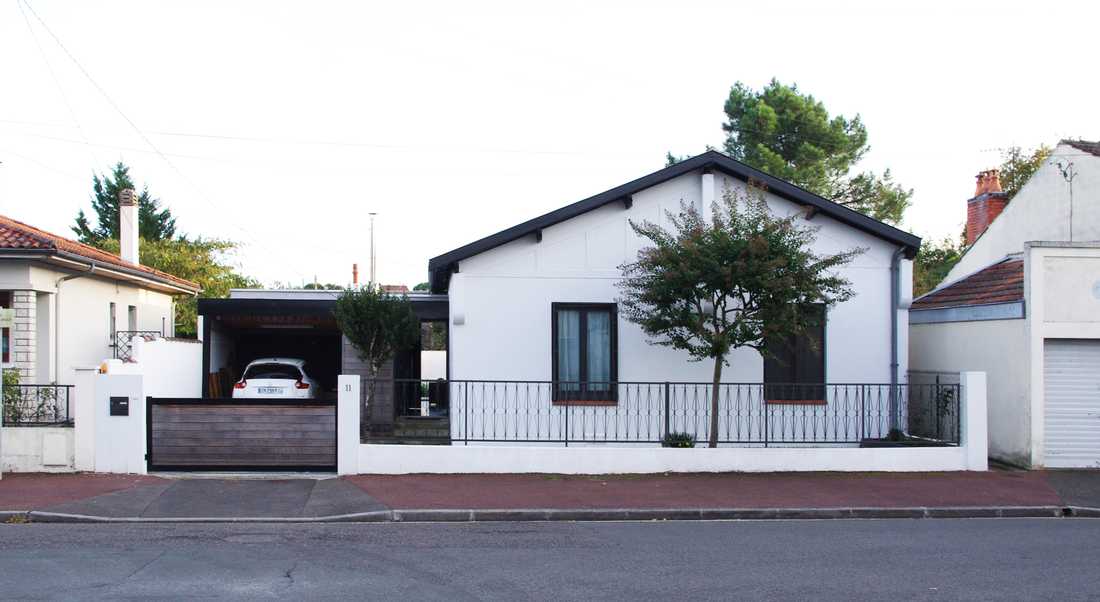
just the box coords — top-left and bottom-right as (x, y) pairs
(0, 214), (200, 293)
(427, 150), (921, 292)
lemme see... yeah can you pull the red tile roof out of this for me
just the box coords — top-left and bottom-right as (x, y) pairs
(0, 214), (200, 292)
(911, 257), (1023, 311)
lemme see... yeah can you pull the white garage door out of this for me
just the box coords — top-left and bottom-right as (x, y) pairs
(1044, 339), (1100, 468)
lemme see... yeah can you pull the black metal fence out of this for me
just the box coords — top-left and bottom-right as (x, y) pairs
(113, 330), (162, 361)
(2, 384), (74, 427)
(387, 379), (960, 446)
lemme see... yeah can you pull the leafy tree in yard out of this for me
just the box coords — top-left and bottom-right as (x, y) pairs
(999, 144), (1052, 201)
(722, 79), (912, 224)
(913, 235), (965, 297)
(618, 185), (862, 447)
(98, 237), (260, 337)
(413, 282), (431, 291)
(72, 162), (176, 244)
(333, 286), (420, 431)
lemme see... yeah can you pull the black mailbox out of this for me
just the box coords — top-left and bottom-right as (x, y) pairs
(110, 396), (130, 417)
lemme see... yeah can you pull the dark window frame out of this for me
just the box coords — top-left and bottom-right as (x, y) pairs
(551, 302), (618, 404)
(763, 304), (827, 405)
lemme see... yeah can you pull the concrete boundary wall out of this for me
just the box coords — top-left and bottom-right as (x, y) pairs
(351, 373), (988, 475)
(1, 427), (73, 472)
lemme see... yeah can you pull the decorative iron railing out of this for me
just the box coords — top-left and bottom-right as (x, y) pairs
(2, 384), (74, 427)
(113, 330), (162, 361)
(381, 380), (960, 446)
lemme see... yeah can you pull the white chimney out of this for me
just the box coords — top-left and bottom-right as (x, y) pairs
(119, 188), (139, 265)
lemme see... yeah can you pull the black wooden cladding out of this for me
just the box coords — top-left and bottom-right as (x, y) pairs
(147, 398), (337, 471)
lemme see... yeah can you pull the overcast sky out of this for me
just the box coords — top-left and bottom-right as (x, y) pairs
(1, 0), (1097, 288)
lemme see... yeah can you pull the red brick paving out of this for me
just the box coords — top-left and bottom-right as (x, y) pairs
(345, 472), (1063, 510)
(0, 473), (164, 510)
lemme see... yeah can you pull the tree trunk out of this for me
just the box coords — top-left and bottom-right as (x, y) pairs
(709, 355), (724, 448)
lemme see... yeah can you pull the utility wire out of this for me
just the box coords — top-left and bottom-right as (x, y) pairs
(19, 0), (312, 281)
(16, 0), (100, 169)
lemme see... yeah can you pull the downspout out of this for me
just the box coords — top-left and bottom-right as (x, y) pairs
(54, 262), (97, 384)
(889, 246), (905, 433)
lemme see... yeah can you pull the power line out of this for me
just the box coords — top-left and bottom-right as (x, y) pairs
(15, 0), (100, 168)
(18, 0), (312, 281)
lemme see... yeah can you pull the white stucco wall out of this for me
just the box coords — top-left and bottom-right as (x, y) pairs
(5, 262), (178, 385)
(910, 319), (1027, 465)
(131, 337), (202, 398)
(948, 143), (1100, 283)
(449, 170), (911, 386)
(1, 427), (74, 472)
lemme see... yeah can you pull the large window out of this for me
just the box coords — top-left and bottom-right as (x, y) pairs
(552, 303), (617, 403)
(763, 304), (826, 404)
(1, 291), (10, 365)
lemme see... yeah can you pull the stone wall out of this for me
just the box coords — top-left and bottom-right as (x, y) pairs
(12, 290), (36, 383)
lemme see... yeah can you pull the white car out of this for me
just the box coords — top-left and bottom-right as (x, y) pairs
(232, 358), (318, 399)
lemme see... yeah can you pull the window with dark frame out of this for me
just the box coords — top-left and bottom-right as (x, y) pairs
(0, 291), (10, 365)
(763, 304), (826, 404)
(551, 303), (617, 403)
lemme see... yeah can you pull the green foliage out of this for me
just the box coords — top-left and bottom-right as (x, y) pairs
(999, 144), (1052, 200)
(661, 432), (696, 448)
(303, 282), (343, 290)
(72, 162), (176, 244)
(333, 286), (420, 376)
(913, 236), (965, 296)
(722, 79), (911, 224)
(413, 282), (431, 291)
(98, 237), (260, 337)
(618, 185), (862, 446)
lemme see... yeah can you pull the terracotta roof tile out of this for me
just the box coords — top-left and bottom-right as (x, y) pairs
(911, 258), (1023, 311)
(0, 214), (200, 292)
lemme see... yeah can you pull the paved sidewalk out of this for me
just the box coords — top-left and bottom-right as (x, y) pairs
(0, 470), (1096, 522)
(346, 471), (1065, 510)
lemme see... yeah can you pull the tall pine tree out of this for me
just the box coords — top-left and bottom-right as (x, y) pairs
(72, 162), (176, 244)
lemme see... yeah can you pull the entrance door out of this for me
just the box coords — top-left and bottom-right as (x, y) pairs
(1043, 339), (1100, 468)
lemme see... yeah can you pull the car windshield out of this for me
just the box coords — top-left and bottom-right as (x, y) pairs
(243, 363), (301, 380)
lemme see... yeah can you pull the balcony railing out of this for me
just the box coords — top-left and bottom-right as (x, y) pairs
(386, 380), (960, 446)
(2, 384), (74, 427)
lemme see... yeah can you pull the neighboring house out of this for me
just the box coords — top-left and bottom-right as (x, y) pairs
(429, 150), (920, 393)
(910, 139), (1100, 468)
(0, 191), (199, 385)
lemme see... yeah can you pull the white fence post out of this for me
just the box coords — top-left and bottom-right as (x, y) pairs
(337, 375), (360, 475)
(960, 371), (988, 471)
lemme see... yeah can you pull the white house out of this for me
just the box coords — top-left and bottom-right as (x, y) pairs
(428, 151), (923, 445)
(910, 139), (1100, 468)
(0, 190), (200, 386)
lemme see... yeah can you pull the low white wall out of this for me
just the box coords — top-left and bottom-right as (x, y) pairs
(359, 444), (974, 474)
(131, 337), (202, 398)
(1, 427), (74, 472)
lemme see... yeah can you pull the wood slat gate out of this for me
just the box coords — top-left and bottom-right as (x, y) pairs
(147, 398), (337, 471)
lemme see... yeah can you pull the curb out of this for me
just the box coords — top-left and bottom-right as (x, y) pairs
(6, 505), (1095, 524)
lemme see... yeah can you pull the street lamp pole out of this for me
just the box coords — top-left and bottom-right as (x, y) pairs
(368, 212), (377, 287)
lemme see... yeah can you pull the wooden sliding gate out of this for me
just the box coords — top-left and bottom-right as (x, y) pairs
(147, 398), (337, 471)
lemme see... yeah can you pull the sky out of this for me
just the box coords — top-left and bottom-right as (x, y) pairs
(1, 0), (1097, 288)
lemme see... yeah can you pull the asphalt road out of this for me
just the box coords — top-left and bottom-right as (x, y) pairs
(1, 519), (1099, 600)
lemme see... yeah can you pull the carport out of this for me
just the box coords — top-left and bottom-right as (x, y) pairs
(197, 289), (450, 441)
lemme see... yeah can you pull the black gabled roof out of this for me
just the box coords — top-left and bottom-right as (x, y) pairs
(427, 150), (921, 293)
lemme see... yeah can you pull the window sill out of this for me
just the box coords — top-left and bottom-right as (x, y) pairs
(765, 399), (827, 406)
(552, 399), (618, 407)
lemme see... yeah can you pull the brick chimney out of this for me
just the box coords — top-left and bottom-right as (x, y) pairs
(118, 188), (140, 265)
(965, 169), (1008, 246)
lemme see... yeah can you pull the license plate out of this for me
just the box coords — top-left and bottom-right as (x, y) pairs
(258, 387), (284, 395)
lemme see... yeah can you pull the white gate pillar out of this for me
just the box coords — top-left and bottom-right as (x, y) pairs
(960, 371), (988, 471)
(337, 375), (361, 475)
